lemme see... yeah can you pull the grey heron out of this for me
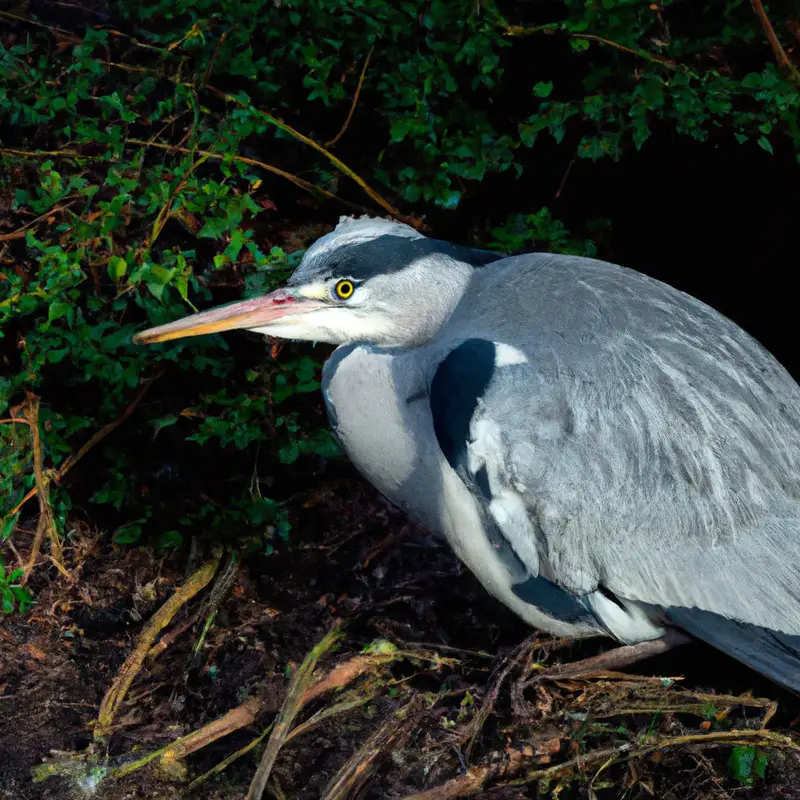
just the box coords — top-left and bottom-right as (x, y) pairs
(135, 216), (800, 692)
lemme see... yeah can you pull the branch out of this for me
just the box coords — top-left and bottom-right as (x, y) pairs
(126, 138), (372, 215)
(94, 550), (222, 740)
(9, 372), (163, 519)
(19, 395), (62, 584)
(751, 0), (800, 85)
(246, 623), (343, 800)
(203, 85), (421, 226)
(325, 47), (374, 148)
(504, 25), (676, 69)
(401, 729), (800, 800)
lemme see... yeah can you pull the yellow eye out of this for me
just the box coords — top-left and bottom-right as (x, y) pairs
(334, 280), (354, 300)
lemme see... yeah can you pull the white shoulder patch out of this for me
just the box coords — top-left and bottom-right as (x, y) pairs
(493, 343), (528, 367)
(466, 416), (540, 575)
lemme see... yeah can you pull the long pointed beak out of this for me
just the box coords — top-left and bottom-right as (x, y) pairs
(132, 289), (325, 344)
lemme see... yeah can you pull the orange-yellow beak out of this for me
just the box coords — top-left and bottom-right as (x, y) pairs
(132, 289), (325, 344)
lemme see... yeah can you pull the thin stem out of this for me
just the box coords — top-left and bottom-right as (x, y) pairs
(325, 47), (375, 148)
(751, 0), (800, 85)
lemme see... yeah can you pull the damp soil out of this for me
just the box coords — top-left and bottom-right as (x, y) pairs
(1, 474), (800, 799)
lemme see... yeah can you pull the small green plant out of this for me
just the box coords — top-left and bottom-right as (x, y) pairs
(2, 0), (799, 601)
(0, 555), (34, 615)
(728, 745), (769, 785)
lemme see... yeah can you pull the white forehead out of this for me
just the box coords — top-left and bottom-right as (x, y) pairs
(305, 215), (424, 260)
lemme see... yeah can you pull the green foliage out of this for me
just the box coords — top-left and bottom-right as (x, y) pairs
(1, 0), (799, 602)
(0, 554), (34, 615)
(728, 745), (768, 785)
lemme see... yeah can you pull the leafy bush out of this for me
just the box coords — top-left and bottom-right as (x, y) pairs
(1, 0), (798, 601)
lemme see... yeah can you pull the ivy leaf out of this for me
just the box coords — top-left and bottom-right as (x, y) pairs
(533, 82), (553, 98)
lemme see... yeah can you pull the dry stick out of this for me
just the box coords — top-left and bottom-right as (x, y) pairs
(203, 27), (234, 85)
(126, 138), (369, 214)
(524, 629), (691, 684)
(320, 695), (423, 800)
(0, 147), (101, 161)
(145, 609), (202, 663)
(191, 549), (240, 657)
(0, 143), (371, 217)
(0, 10), (77, 39)
(111, 696), (260, 779)
(20, 395), (63, 584)
(189, 653), (409, 791)
(464, 635), (539, 759)
(149, 153), (210, 248)
(401, 729), (800, 800)
(9, 371), (163, 519)
(504, 24), (676, 69)
(187, 721), (273, 791)
(285, 691), (376, 746)
(751, 0), (800, 85)
(0, 200), (76, 243)
(94, 549), (222, 741)
(246, 624), (344, 800)
(188, 692), (375, 791)
(325, 46), (375, 148)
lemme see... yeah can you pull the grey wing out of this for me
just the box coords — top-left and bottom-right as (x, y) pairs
(429, 338), (654, 641)
(430, 326), (800, 649)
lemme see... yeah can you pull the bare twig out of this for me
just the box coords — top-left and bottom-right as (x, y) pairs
(126, 138), (371, 214)
(111, 696), (260, 779)
(285, 690), (377, 746)
(321, 695), (423, 800)
(401, 729), (800, 800)
(191, 549), (240, 657)
(187, 721), (274, 790)
(150, 153), (209, 248)
(504, 24), (676, 69)
(751, 0), (800, 84)
(325, 47), (375, 148)
(9, 371), (163, 519)
(0, 200), (76, 243)
(189, 690), (376, 791)
(463, 634), (539, 759)
(20, 395), (63, 584)
(94, 550), (222, 740)
(203, 27), (235, 85)
(246, 623), (343, 800)
(523, 630), (690, 685)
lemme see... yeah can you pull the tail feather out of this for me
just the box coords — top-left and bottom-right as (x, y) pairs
(666, 606), (800, 693)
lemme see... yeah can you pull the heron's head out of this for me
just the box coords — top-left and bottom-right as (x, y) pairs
(133, 216), (504, 349)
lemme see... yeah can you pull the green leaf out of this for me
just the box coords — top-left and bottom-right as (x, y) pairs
(48, 301), (73, 324)
(757, 136), (774, 155)
(113, 524), (142, 545)
(533, 82), (553, 98)
(108, 256), (128, 282)
(1, 587), (14, 615)
(155, 530), (183, 549)
(0, 515), (18, 542)
(11, 586), (34, 613)
(728, 746), (767, 785)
